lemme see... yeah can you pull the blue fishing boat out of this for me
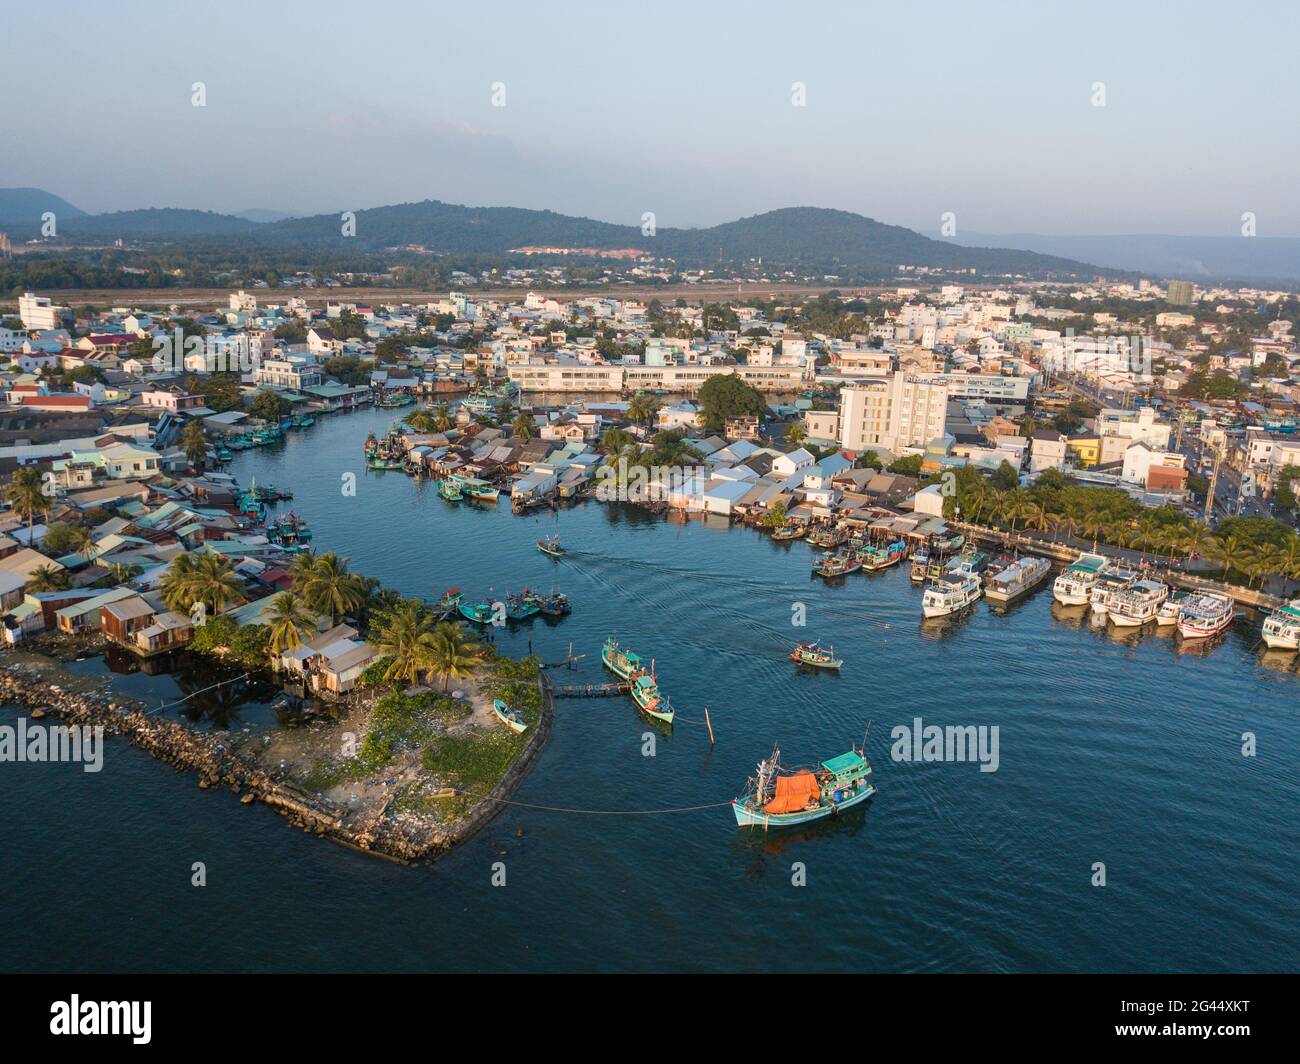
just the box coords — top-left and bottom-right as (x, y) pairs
(458, 600), (497, 624)
(733, 747), (876, 828)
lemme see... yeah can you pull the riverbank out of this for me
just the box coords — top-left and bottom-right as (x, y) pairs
(0, 646), (555, 864)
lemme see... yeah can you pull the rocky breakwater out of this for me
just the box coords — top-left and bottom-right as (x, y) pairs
(0, 663), (428, 862)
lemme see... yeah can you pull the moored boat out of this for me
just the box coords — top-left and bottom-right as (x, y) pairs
(921, 570), (982, 618)
(1053, 552), (1109, 606)
(492, 699), (528, 734)
(770, 523), (806, 542)
(1261, 598), (1300, 650)
(732, 746), (876, 828)
(812, 551), (862, 578)
(984, 555), (1052, 603)
(790, 641), (843, 669)
(458, 599), (497, 624)
(1107, 579), (1169, 627)
(1089, 566), (1139, 615)
(601, 637), (642, 679)
(435, 587), (463, 618)
(628, 671), (674, 724)
(909, 547), (930, 582)
(504, 592), (541, 620)
(860, 539), (906, 572)
(1176, 591), (1234, 640)
(437, 478), (464, 501)
(1156, 590), (1192, 626)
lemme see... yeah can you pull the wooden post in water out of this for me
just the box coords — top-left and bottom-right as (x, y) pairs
(704, 706), (715, 748)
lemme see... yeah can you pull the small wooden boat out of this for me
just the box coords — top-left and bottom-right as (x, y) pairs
(523, 589), (570, 616)
(813, 551), (861, 578)
(438, 478), (464, 501)
(459, 600), (497, 624)
(435, 588), (463, 618)
(537, 534), (565, 557)
(505, 592), (540, 620)
(492, 699), (528, 734)
(770, 524), (805, 542)
(790, 641), (843, 670)
(860, 540), (906, 572)
(601, 637), (641, 679)
(629, 671), (674, 724)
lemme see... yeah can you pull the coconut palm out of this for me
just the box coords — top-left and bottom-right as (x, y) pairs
(27, 564), (69, 592)
(5, 466), (49, 545)
(785, 421), (807, 446)
(181, 419), (209, 467)
(1206, 534), (1251, 585)
(1179, 522), (1213, 563)
(188, 553), (244, 615)
(1277, 534), (1300, 595)
(107, 562), (142, 585)
(430, 401), (454, 432)
(288, 548), (319, 591)
(626, 393), (661, 430)
(428, 620), (479, 692)
(265, 591), (317, 659)
(511, 412), (536, 439)
(299, 551), (365, 625)
(372, 601), (439, 685)
(1080, 512), (1108, 550)
(160, 553), (200, 612)
(403, 407), (437, 433)
(69, 525), (96, 564)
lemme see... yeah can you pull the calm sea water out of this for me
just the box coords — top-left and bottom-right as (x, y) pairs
(2, 405), (1297, 973)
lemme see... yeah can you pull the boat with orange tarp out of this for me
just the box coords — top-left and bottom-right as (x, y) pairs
(732, 746), (876, 827)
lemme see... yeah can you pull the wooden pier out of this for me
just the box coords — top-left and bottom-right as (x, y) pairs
(549, 681), (630, 699)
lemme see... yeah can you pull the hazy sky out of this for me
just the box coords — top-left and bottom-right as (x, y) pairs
(5, 0), (1297, 236)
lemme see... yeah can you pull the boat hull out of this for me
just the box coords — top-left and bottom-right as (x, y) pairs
(733, 783), (876, 828)
(1262, 630), (1299, 650)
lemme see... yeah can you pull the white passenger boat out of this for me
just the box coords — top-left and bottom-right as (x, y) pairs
(922, 571), (982, 618)
(1052, 552), (1108, 606)
(1089, 567), (1139, 615)
(984, 556), (1052, 603)
(1107, 579), (1169, 627)
(1261, 598), (1300, 650)
(1156, 589), (1192, 626)
(1176, 591), (1234, 640)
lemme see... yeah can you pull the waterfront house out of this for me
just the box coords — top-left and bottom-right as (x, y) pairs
(54, 586), (139, 634)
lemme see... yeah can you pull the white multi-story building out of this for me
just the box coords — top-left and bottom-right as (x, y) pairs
(255, 358), (323, 390)
(836, 373), (947, 454)
(18, 292), (68, 330)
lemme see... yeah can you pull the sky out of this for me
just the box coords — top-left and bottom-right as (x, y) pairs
(4, 0), (1298, 237)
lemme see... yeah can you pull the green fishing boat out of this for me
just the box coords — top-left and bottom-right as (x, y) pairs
(733, 746), (876, 828)
(629, 672), (674, 724)
(438, 478), (464, 501)
(600, 637), (641, 679)
(789, 641), (843, 669)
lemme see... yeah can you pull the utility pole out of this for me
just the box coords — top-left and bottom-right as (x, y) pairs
(1204, 442), (1224, 524)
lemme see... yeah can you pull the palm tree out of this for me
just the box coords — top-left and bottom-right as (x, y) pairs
(288, 548), (319, 592)
(1080, 513), (1108, 550)
(265, 591), (316, 659)
(403, 407), (437, 433)
(107, 562), (142, 585)
(430, 401), (454, 432)
(1180, 522), (1212, 563)
(511, 412), (536, 439)
(1055, 513), (1080, 546)
(428, 620), (479, 692)
(300, 551), (365, 625)
(626, 393), (660, 430)
(181, 420), (208, 468)
(27, 564), (69, 592)
(69, 525), (95, 565)
(189, 553), (244, 615)
(5, 467), (48, 546)
(1250, 544), (1286, 592)
(373, 601), (439, 684)
(785, 421), (807, 446)
(1277, 534), (1300, 596)
(1206, 534), (1251, 585)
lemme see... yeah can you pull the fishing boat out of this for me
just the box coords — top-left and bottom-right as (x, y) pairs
(812, 551), (862, 578)
(522, 588), (570, 616)
(378, 392), (415, 409)
(1261, 598), (1300, 650)
(1177, 591), (1235, 639)
(1155, 590), (1193, 626)
(807, 526), (849, 549)
(364, 432), (379, 457)
(1089, 566), (1139, 615)
(733, 746), (876, 828)
(601, 637), (642, 678)
(297, 415), (316, 428)
(437, 478), (464, 502)
(921, 570), (982, 618)
(628, 672), (674, 724)
(453, 474), (500, 502)
(268, 512), (312, 546)
(434, 588), (463, 618)
(769, 524), (806, 542)
(1052, 552), (1109, 606)
(931, 532), (965, 554)
(504, 592), (541, 620)
(984, 555), (1052, 603)
(1107, 579), (1169, 627)
(492, 699), (528, 734)
(366, 456), (406, 471)
(909, 547), (930, 582)
(860, 539), (906, 572)
(537, 534), (565, 557)
(458, 599), (497, 625)
(790, 641), (843, 669)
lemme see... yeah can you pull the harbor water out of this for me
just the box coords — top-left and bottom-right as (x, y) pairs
(2, 405), (1297, 972)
